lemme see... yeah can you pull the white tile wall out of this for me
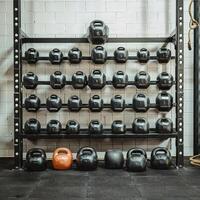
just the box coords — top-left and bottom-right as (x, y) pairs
(0, 0), (194, 157)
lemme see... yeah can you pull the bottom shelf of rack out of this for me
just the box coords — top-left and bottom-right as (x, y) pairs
(22, 132), (178, 139)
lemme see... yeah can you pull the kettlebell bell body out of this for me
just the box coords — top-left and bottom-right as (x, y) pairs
(76, 147), (98, 170)
(105, 149), (124, 169)
(133, 93), (150, 112)
(111, 95), (125, 112)
(47, 120), (62, 134)
(66, 120), (80, 134)
(23, 72), (38, 89)
(52, 148), (73, 170)
(68, 95), (82, 112)
(26, 148), (47, 171)
(137, 48), (150, 63)
(112, 120), (126, 134)
(88, 70), (106, 89)
(89, 95), (104, 112)
(25, 48), (39, 64)
(157, 48), (171, 63)
(126, 148), (147, 172)
(91, 46), (107, 64)
(46, 95), (62, 112)
(49, 48), (63, 64)
(72, 71), (88, 89)
(50, 71), (66, 89)
(112, 71), (128, 89)
(151, 147), (172, 169)
(114, 47), (128, 63)
(68, 48), (82, 64)
(132, 118), (149, 134)
(24, 118), (41, 134)
(24, 94), (41, 112)
(89, 120), (103, 134)
(135, 71), (150, 89)
(156, 118), (173, 133)
(157, 72), (173, 90)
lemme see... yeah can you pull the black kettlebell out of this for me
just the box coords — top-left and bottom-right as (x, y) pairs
(91, 46), (107, 64)
(25, 48), (39, 64)
(156, 92), (173, 112)
(89, 95), (104, 112)
(50, 71), (66, 89)
(133, 94), (150, 112)
(112, 120), (126, 134)
(151, 147), (172, 169)
(137, 48), (150, 63)
(26, 148), (47, 171)
(47, 120), (62, 134)
(89, 120), (103, 134)
(88, 20), (109, 44)
(68, 95), (82, 112)
(105, 149), (124, 169)
(46, 95), (62, 112)
(112, 71), (128, 89)
(132, 118), (149, 134)
(66, 120), (80, 134)
(135, 71), (150, 89)
(68, 48), (82, 64)
(76, 147), (98, 170)
(24, 94), (41, 112)
(111, 95), (125, 112)
(114, 47), (128, 63)
(88, 70), (106, 89)
(157, 47), (171, 63)
(156, 118), (173, 133)
(126, 148), (147, 172)
(72, 71), (88, 89)
(157, 72), (173, 90)
(23, 72), (38, 89)
(24, 118), (41, 134)
(49, 48), (63, 64)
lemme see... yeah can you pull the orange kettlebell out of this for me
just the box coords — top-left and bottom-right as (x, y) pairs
(52, 148), (73, 170)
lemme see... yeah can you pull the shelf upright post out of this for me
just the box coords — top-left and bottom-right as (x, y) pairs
(13, 0), (23, 169)
(175, 0), (184, 167)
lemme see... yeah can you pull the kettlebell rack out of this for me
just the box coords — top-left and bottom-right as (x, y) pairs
(13, 0), (184, 169)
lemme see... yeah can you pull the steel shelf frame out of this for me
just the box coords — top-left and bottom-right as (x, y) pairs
(13, 0), (184, 169)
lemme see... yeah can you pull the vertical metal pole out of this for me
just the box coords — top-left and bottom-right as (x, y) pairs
(13, 0), (23, 169)
(194, 0), (200, 155)
(176, 0), (184, 167)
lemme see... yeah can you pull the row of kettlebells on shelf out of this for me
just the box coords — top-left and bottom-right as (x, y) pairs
(23, 71), (174, 90)
(24, 46), (172, 65)
(24, 92), (173, 113)
(24, 118), (174, 135)
(26, 147), (172, 172)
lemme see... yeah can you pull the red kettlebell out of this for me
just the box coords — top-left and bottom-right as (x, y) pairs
(52, 148), (73, 170)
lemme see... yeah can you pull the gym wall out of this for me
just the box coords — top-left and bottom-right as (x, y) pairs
(0, 0), (193, 157)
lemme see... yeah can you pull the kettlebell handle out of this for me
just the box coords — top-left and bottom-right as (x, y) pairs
(153, 147), (169, 157)
(91, 120), (99, 124)
(96, 46), (104, 50)
(161, 72), (169, 77)
(114, 120), (122, 124)
(92, 95), (100, 99)
(118, 47), (125, 51)
(54, 148), (71, 156)
(93, 70), (101, 75)
(93, 20), (103, 26)
(117, 71), (124, 75)
(127, 148), (147, 159)
(29, 94), (36, 99)
(54, 71), (62, 75)
(72, 95), (78, 100)
(27, 72), (34, 76)
(135, 118), (145, 123)
(139, 71), (147, 76)
(115, 95), (122, 99)
(28, 148), (45, 158)
(137, 93), (145, 98)
(76, 71), (83, 75)
(72, 48), (79, 51)
(29, 48), (36, 52)
(53, 48), (60, 52)
(79, 147), (95, 156)
(140, 48), (147, 52)
(50, 94), (58, 99)
(69, 120), (77, 125)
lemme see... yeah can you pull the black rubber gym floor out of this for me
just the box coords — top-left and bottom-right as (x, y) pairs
(0, 159), (199, 200)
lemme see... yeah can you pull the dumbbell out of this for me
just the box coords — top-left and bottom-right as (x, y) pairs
(91, 46), (107, 64)
(156, 118), (173, 133)
(89, 95), (104, 112)
(68, 95), (82, 112)
(89, 120), (103, 134)
(112, 120), (126, 134)
(156, 92), (173, 112)
(114, 47), (128, 63)
(88, 20), (109, 44)
(50, 71), (66, 89)
(112, 71), (128, 89)
(135, 71), (150, 89)
(157, 47), (171, 63)
(46, 95), (62, 112)
(111, 95), (125, 112)
(137, 48), (150, 63)
(88, 70), (106, 89)
(68, 48), (82, 64)
(157, 72), (173, 90)
(72, 71), (88, 89)
(24, 118), (41, 134)
(66, 120), (80, 134)
(47, 120), (62, 134)
(49, 48), (63, 64)
(24, 94), (41, 112)
(132, 118), (149, 134)
(23, 72), (38, 89)
(133, 94), (150, 112)
(25, 48), (39, 64)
